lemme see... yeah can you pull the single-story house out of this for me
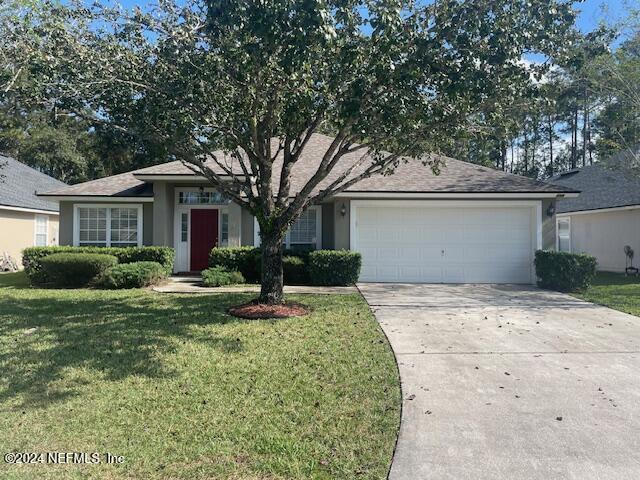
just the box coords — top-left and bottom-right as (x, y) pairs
(550, 164), (640, 272)
(40, 134), (578, 283)
(0, 155), (66, 268)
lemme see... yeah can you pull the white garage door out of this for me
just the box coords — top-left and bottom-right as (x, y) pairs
(353, 202), (536, 283)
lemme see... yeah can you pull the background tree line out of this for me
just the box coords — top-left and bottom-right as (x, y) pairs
(0, 2), (638, 184)
(444, 11), (640, 178)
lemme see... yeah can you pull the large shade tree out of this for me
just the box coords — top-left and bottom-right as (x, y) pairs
(2, 0), (579, 303)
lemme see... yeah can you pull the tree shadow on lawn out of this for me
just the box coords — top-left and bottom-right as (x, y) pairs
(0, 292), (254, 409)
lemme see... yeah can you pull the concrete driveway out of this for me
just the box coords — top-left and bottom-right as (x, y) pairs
(358, 283), (640, 480)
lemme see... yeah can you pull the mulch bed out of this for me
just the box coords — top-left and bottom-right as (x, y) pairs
(228, 301), (310, 319)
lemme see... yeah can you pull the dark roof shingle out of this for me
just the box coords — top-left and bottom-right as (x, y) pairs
(550, 164), (640, 213)
(0, 155), (67, 212)
(41, 171), (152, 197)
(41, 134), (576, 197)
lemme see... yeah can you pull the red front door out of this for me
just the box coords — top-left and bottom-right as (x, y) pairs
(190, 209), (219, 271)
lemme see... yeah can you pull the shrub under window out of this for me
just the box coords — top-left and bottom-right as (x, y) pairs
(40, 253), (118, 288)
(209, 247), (261, 283)
(534, 250), (597, 292)
(23, 246), (174, 285)
(308, 250), (361, 286)
(97, 261), (167, 289)
(283, 255), (308, 285)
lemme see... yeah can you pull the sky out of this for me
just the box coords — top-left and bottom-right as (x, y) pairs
(115, 0), (632, 36)
(575, 0), (629, 35)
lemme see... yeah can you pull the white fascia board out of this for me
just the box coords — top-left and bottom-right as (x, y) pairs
(0, 204), (60, 215)
(37, 196), (154, 202)
(335, 192), (578, 199)
(556, 204), (640, 216)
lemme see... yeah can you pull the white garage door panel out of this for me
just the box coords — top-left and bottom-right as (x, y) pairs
(354, 204), (535, 284)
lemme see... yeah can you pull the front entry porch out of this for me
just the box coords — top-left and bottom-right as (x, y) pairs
(172, 187), (235, 273)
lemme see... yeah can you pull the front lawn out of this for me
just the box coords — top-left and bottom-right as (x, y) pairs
(0, 272), (399, 479)
(574, 271), (640, 317)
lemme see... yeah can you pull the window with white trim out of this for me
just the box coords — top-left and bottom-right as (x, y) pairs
(178, 191), (230, 205)
(76, 206), (141, 247)
(34, 215), (48, 246)
(557, 217), (571, 252)
(254, 206), (321, 251)
(288, 208), (317, 250)
(221, 212), (229, 246)
(180, 213), (188, 242)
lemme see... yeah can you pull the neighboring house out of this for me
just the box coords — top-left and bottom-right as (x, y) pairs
(0, 155), (67, 268)
(40, 134), (577, 283)
(550, 164), (640, 272)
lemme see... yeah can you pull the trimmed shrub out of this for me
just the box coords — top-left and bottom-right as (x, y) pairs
(97, 261), (167, 289)
(534, 250), (597, 292)
(308, 250), (361, 286)
(201, 267), (245, 287)
(209, 247), (261, 282)
(283, 255), (308, 285)
(111, 247), (174, 274)
(22, 246), (174, 285)
(40, 253), (118, 288)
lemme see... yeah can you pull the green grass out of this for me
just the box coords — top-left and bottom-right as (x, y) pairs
(574, 271), (640, 317)
(0, 272), (400, 479)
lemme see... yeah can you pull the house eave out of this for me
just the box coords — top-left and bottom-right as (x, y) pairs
(0, 204), (60, 215)
(556, 203), (640, 216)
(37, 195), (154, 202)
(333, 191), (579, 199)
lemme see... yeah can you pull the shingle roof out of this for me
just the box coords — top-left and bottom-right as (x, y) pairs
(0, 155), (67, 212)
(40, 171), (153, 197)
(549, 164), (640, 213)
(41, 134), (576, 198)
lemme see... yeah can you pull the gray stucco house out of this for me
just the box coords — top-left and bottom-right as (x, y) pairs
(550, 164), (640, 272)
(40, 134), (577, 283)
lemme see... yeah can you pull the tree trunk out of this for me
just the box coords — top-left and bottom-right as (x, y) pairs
(547, 113), (554, 176)
(571, 107), (577, 169)
(259, 232), (285, 304)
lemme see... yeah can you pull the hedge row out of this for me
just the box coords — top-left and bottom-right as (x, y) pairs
(208, 247), (361, 286)
(97, 261), (168, 289)
(308, 250), (362, 286)
(22, 246), (174, 285)
(534, 250), (597, 292)
(41, 253), (118, 288)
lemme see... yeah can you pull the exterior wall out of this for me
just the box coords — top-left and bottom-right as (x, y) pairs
(321, 202), (335, 249)
(59, 201), (73, 245)
(55, 192), (558, 258)
(58, 200), (153, 246)
(562, 208), (640, 272)
(0, 209), (59, 267)
(541, 198), (556, 250)
(334, 199), (351, 250)
(240, 207), (254, 246)
(152, 182), (173, 246)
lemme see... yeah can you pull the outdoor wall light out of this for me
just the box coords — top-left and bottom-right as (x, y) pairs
(340, 203), (347, 217)
(546, 203), (556, 217)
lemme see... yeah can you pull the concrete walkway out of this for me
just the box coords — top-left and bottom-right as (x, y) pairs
(358, 283), (640, 480)
(153, 276), (357, 294)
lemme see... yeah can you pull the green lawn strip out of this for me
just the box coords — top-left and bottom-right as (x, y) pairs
(0, 271), (30, 289)
(0, 279), (399, 480)
(574, 271), (640, 317)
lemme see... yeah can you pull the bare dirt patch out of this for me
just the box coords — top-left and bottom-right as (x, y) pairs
(228, 301), (310, 319)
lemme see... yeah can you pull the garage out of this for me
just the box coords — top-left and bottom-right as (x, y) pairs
(351, 200), (541, 284)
